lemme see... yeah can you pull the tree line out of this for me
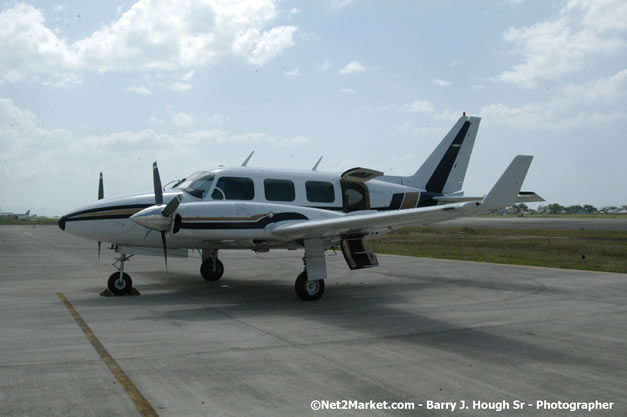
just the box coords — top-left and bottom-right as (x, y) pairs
(512, 203), (627, 214)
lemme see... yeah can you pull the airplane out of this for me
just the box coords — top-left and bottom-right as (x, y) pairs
(0, 209), (32, 220)
(58, 115), (543, 300)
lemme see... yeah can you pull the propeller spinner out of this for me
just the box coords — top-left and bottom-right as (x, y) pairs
(130, 161), (183, 269)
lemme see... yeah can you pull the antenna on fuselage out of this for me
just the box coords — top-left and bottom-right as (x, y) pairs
(312, 156), (323, 171)
(241, 151), (255, 167)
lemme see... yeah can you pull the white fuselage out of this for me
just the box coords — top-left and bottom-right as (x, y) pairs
(60, 166), (426, 250)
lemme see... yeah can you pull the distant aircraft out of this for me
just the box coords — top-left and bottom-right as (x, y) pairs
(58, 115), (542, 300)
(0, 209), (32, 220)
(16, 210), (31, 219)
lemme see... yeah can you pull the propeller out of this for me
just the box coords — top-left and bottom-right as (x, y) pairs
(153, 162), (163, 205)
(97, 172), (104, 262)
(130, 161), (183, 270)
(98, 172), (104, 199)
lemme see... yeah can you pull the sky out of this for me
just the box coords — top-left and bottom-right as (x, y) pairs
(0, 0), (626, 216)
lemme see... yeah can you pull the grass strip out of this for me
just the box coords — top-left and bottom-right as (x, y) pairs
(375, 226), (627, 274)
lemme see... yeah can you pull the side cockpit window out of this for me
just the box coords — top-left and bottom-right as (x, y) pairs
(212, 177), (255, 200)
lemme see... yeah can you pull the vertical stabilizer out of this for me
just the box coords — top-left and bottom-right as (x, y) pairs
(401, 116), (480, 193)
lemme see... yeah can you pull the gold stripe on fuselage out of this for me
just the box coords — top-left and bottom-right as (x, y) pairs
(400, 192), (419, 209)
(71, 208), (142, 219)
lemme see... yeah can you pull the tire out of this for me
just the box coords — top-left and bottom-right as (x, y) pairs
(107, 272), (133, 295)
(294, 271), (325, 301)
(200, 259), (224, 281)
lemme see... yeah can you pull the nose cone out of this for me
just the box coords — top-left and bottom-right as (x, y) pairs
(58, 216), (66, 231)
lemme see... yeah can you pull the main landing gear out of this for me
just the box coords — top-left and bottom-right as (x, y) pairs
(294, 271), (325, 301)
(200, 258), (224, 280)
(294, 239), (327, 301)
(200, 249), (224, 281)
(107, 254), (134, 295)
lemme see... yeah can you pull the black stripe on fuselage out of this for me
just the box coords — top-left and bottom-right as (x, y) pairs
(180, 212), (308, 230)
(425, 120), (471, 193)
(63, 204), (153, 222)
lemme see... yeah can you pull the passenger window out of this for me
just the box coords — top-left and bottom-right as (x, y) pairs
(213, 177), (255, 200)
(264, 179), (295, 202)
(306, 181), (335, 203)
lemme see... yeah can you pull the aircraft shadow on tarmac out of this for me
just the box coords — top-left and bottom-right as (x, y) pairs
(68, 267), (601, 370)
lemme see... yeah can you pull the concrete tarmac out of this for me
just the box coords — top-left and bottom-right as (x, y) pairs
(0, 225), (625, 417)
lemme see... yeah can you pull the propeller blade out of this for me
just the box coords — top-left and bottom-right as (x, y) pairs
(98, 172), (104, 200)
(160, 231), (168, 270)
(98, 241), (101, 263)
(161, 194), (182, 217)
(153, 161), (163, 205)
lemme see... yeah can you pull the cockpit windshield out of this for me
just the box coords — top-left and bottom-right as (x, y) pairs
(172, 172), (215, 199)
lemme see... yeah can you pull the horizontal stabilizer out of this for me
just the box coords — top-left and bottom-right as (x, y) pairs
(482, 155), (533, 210)
(516, 191), (544, 203)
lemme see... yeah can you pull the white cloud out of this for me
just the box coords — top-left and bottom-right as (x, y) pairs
(482, 69), (627, 130)
(499, 0), (525, 7)
(0, 1), (298, 84)
(149, 115), (163, 124)
(401, 99), (433, 112)
(498, 1), (627, 87)
(229, 132), (308, 147)
(0, 98), (310, 213)
(169, 82), (192, 92)
(282, 68), (300, 77)
(330, 0), (354, 9)
(564, 0), (627, 32)
(207, 113), (229, 124)
(481, 102), (623, 131)
(339, 60), (366, 75)
(289, 8), (301, 15)
(340, 88), (355, 94)
(432, 78), (451, 87)
(0, 4), (79, 85)
(471, 84), (485, 90)
(397, 122), (440, 137)
(243, 26), (298, 66)
(127, 85), (151, 95)
(319, 60), (331, 71)
(181, 70), (195, 81)
(435, 109), (466, 122)
(559, 69), (627, 103)
(171, 112), (193, 127)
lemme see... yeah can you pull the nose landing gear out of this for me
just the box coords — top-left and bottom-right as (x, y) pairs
(107, 254), (134, 295)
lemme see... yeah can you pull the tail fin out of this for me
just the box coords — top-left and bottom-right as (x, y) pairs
(482, 155), (533, 210)
(404, 115), (480, 193)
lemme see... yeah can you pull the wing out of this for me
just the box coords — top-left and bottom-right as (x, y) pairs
(270, 201), (477, 239)
(434, 191), (544, 204)
(269, 155), (534, 240)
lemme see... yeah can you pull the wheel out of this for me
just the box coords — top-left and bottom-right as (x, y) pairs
(294, 271), (325, 301)
(107, 272), (133, 295)
(200, 259), (224, 281)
